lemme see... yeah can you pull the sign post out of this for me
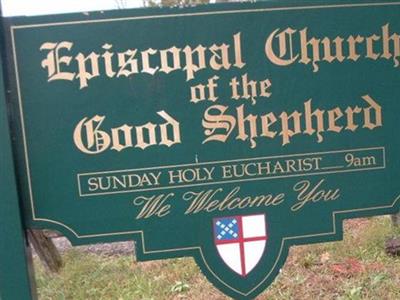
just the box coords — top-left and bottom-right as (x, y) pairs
(0, 54), (36, 299)
(0, 1), (399, 298)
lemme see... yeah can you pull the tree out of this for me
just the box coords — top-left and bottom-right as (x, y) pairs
(143, 0), (210, 7)
(392, 212), (400, 227)
(161, 0), (210, 6)
(115, 0), (128, 9)
(143, 0), (242, 7)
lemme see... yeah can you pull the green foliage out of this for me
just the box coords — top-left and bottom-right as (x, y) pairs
(170, 281), (190, 293)
(35, 217), (400, 299)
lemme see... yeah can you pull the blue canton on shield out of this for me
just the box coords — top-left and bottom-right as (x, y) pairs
(214, 214), (267, 277)
(214, 217), (239, 241)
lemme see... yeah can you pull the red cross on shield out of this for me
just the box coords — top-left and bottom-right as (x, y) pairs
(214, 214), (268, 276)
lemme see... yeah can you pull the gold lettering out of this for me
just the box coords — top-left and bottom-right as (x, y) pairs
(40, 41), (75, 82)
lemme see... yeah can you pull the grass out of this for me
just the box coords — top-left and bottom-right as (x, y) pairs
(34, 217), (400, 300)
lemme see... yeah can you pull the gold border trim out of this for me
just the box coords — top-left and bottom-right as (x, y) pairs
(10, 1), (400, 29)
(10, 0), (399, 228)
(77, 147), (385, 197)
(35, 196), (400, 296)
(10, 1), (400, 296)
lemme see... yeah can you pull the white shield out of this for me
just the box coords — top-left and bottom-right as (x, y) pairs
(214, 214), (267, 276)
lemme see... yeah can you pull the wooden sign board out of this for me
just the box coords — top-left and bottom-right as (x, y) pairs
(1, 0), (400, 298)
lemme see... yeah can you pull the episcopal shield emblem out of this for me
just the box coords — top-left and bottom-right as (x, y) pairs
(214, 214), (267, 276)
(5, 1), (400, 299)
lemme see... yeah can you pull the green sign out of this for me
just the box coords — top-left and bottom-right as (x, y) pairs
(0, 54), (36, 299)
(2, 0), (400, 298)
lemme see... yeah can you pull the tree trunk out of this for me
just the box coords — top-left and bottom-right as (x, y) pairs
(391, 212), (400, 227)
(27, 230), (63, 273)
(386, 213), (400, 256)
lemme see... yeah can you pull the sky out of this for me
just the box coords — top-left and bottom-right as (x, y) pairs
(1, 0), (221, 16)
(1, 0), (145, 16)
